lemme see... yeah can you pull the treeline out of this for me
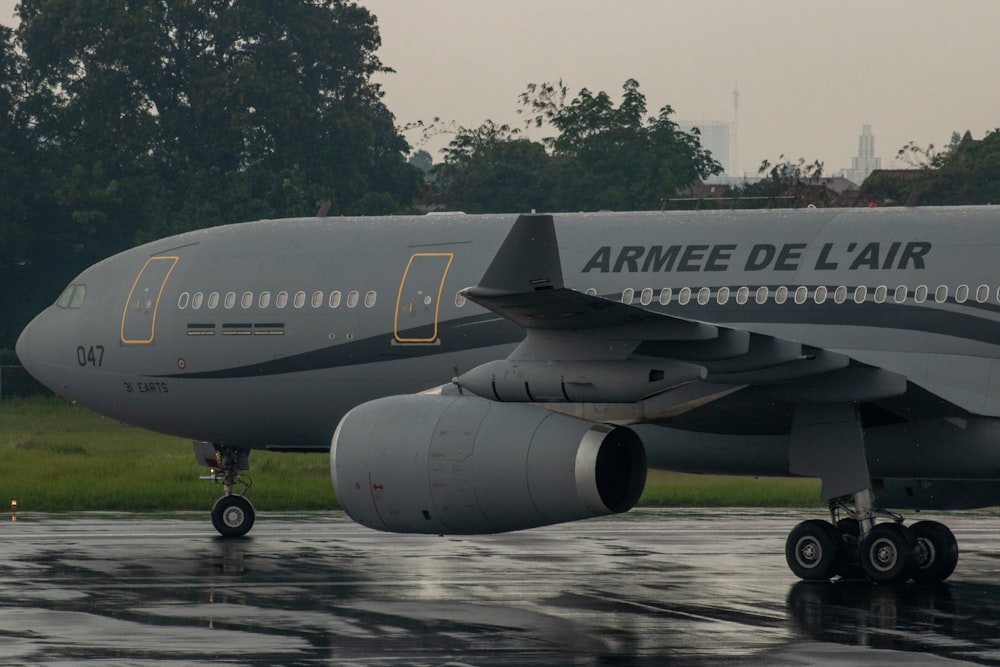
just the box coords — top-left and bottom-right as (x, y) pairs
(0, 0), (424, 349)
(430, 79), (722, 213)
(862, 130), (1000, 206)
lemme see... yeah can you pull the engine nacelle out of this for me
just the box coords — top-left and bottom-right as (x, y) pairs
(331, 394), (646, 534)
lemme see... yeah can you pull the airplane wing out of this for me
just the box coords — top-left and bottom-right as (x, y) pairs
(459, 214), (909, 427)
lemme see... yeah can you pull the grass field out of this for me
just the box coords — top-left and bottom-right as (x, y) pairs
(0, 397), (821, 513)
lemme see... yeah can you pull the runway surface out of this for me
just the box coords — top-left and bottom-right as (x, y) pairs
(2, 508), (1000, 665)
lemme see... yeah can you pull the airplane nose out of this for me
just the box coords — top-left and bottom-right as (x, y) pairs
(16, 318), (35, 374)
(16, 312), (56, 390)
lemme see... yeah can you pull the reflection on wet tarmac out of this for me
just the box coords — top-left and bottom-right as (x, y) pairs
(1, 509), (999, 665)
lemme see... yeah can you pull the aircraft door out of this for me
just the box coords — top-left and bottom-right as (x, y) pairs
(121, 255), (179, 344)
(394, 253), (454, 343)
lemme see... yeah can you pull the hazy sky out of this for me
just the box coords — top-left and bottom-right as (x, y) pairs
(3, 1), (998, 175)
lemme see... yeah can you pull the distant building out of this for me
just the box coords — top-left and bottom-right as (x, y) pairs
(678, 121), (732, 175)
(844, 124), (881, 185)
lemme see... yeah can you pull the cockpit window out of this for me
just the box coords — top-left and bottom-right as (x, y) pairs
(56, 284), (87, 309)
(56, 285), (74, 308)
(69, 285), (87, 308)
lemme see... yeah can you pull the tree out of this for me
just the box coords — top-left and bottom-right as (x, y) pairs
(727, 155), (825, 201)
(862, 131), (1000, 206)
(518, 79), (722, 210)
(15, 0), (421, 246)
(434, 121), (553, 213)
(408, 149), (434, 176)
(0, 25), (32, 270)
(920, 130), (1000, 205)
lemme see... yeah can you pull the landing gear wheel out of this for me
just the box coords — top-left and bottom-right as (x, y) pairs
(786, 520), (842, 581)
(908, 520), (959, 583)
(860, 523), (913, 584)
(835, 518), (863, 580)
(211, 495), (255, 538)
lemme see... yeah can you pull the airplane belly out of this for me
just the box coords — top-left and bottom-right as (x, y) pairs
(638, 418), (1000, 481)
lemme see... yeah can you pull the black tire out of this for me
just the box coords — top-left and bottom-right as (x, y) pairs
(908, 520), (959, 583)
(211, 495), (255, 538)
(786, 520), (843, 581)
(860, 523), (913, 584)
(835, 518), (863, 580)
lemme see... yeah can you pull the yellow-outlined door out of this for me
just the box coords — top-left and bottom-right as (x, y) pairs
(121, 256), (179, 344)
(394, 253), (454, 343)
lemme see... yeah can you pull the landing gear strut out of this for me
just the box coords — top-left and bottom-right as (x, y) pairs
(204, 445), (255, 538)
(785, 490), (958, 584)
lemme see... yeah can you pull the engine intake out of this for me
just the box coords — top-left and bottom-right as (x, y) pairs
(331, 394), (646, 534)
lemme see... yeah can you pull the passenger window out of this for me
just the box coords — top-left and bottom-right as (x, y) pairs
(955, 285), (969, 304)
(697, 287), (711, 305)
(658, 287), (672, 305)
(259, 292), (271, 309)
(621, 288), (635, 305)
(224, 291), (237, 309)
(276, 291), (289, 309)
(813, 286), (828, 304)
(365, 291), (377, 308)
(934, 285), (948, 303)
(894, 285), (908, 303)
(834, 286), (848, 304)
(241, 291), (254, 309)
(585, 288), (598, 296)
(192, 292), (204, 309)
(329, 291), (342, 308)
(976, 285), (990, 303)
(717, 286), (730, 305)
(774, 286), (788, 305)
(853, 286), (868, 304)
(874, 286), (888, 304)
(346, 291), (359, 308)
(455, 291), (466, 307)
(177, 292), (190, 310)
(793, 286), (808, 305)
(293, 291), (306, 308)
(640, 288), (653, 306)
(755, 286), (769, 305)
(208, 292), (220, 309)
(678, 287), (692, 305)
(735, 287), (748, 305)
(914, 285), (928, 303)
(311, 291), (324, 308)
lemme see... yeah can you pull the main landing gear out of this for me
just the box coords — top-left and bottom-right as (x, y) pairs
(785, 490), (958, 584)
(201, 445), (255, 538)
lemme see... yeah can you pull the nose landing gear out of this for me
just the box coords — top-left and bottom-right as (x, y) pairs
(197, 443), (255, 538)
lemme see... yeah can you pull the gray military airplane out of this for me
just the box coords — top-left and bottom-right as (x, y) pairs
(16, 206), (1000, 584)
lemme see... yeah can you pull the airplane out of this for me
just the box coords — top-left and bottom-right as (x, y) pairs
(16, 205), (1000, 585)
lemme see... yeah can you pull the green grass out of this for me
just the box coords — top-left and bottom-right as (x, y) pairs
(639, 469), (821, 507)
(0, 397), (336, 512)
(0, 397), (822, 513)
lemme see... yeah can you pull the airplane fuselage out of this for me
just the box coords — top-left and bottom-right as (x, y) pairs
(17, 206), (1000, 466)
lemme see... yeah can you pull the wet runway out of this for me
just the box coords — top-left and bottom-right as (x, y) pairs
(2, 508), (1000, 665)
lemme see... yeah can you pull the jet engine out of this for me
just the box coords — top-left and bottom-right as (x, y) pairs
(331, 394), (646, 534)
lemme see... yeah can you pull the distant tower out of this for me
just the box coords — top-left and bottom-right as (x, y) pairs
(732, 86), (739, 176)
(846, 124), (881, 185)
